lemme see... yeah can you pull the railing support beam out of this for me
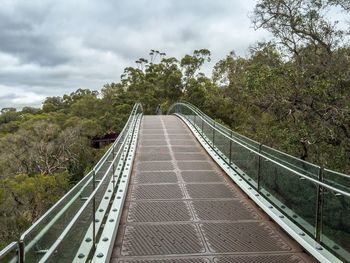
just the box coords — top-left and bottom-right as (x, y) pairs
(212, 122), (215, 147)
(257, 144), (262, 191)
(92, 170), (96, 253)
(19, 240), (24, 263)
(315, 166), (324, 242)
(229, 131), (233, 165)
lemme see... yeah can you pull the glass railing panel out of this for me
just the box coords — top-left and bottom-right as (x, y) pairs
(181, 106), (193, 117)
(168, 102), (350, 261)
(261, 145), (319, 179)
(95, 169), (113, 209)
(213, 131), (231, 161)
(322, 189), (350, 261)
(230, 142), (259, 187)
(193, 115), (202, 131)
(23, 173), (93, 262)
(95, 161), (110, 181)
(0, 103), (141, 263)
(44, 109), (138, 262)
(0, 242), (17, 263)
(323, 169), (350, 193)
(45, 198), (95, 262)
(260, 159), (317, 236)
(201, 121), (214, 146)
(187, 114), (195, 125)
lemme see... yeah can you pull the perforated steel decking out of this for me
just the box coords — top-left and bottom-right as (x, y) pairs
(111, 116), (316, 263)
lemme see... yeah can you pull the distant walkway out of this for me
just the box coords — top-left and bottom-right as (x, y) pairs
(111, 115), (315, 262)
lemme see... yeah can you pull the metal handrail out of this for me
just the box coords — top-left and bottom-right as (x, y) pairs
(40, 104), (141, 262)
(175, 103), (311, 161)
(169, 103), (350, 197)
(38, 111), (141, 262)
(0, 103), (142, 263)
(0, 242), (17, 262)
(171, 102), (350, 261)
(170, 101), (350, 180)
(19, 103), (139, 245)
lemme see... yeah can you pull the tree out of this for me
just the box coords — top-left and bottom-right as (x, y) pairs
(0, 122), (91, 177)
(180, 49), (211, 90)
(252, 0), (345, 56)
(42, 97), (64, 113)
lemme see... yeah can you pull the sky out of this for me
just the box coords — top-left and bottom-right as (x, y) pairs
(0, 0), (273, 109)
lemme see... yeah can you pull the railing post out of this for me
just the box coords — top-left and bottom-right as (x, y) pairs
(18, 240), (24, 263)
(212, 122), (215, 147)
(315, 166), (324, 242)
(112, 162), (116, 189)
(112, 145), (116, 188)
(229, 130), (233, 165)
(201, 118), (204, 135)
(257, 144), (263, 191)
(92, 170), (96, 252)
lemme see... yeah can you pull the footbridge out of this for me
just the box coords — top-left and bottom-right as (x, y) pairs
(1, 102), (349, 263)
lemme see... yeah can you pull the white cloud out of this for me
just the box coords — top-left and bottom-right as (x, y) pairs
(0, 0), (273, 109)
(0, 85), (46, 109)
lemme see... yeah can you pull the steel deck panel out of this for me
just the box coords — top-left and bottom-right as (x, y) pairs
(111, 116), (316, 263)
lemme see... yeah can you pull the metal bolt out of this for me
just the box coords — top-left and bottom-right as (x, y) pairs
(78, 253), (85, 259)
(316, 245), (323, 250)
(85, 237), (92, 242)
(97, 253), (104, 258)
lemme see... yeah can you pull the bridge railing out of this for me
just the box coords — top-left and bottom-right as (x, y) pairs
(176, 101), (350, 187)
(0, 242), (17, 263)
(169, 101), (350, 262)
(1, 103), (143, 263)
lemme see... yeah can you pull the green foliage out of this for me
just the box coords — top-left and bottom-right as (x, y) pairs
(0, 0), (349, 249)
(0, 172), (69, 248)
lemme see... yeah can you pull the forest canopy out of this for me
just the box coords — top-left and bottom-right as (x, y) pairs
(0, 0), (349, 249)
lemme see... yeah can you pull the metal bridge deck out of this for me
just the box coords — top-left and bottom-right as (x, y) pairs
(111, 116), (315, 263)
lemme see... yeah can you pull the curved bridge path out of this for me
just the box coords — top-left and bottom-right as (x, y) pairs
(111, 116), (316, 263)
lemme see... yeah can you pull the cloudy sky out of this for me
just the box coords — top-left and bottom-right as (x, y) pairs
(0, 0), (272, 109)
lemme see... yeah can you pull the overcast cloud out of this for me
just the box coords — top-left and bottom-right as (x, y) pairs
(0, 0), (272, 109)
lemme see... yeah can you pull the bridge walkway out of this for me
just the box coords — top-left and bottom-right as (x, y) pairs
(111, 115), (316, 262)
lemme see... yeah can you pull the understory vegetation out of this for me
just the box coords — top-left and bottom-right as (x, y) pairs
(0, 0), (349, 249)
